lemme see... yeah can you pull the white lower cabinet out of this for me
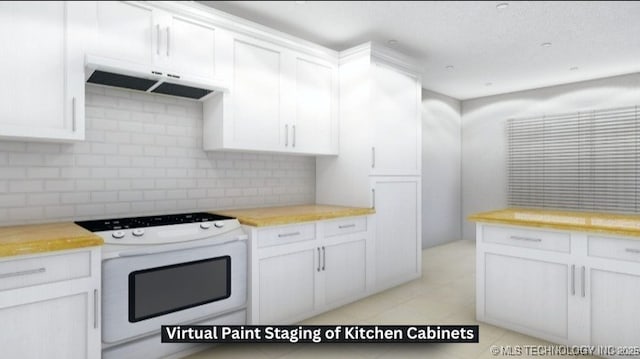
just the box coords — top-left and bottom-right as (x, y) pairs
(0, 247), (101, 359)
(483, 253), (570, 341)
(371, 177), (421, 291)
(258, 248), (316, 324)
(477, 224), (640, 356)
(248, 216), (371, 324)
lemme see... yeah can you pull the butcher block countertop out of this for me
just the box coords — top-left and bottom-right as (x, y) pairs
(0, 222), (103, 258)
(214, 204), (375, 227)
(469, 208), (640, 238)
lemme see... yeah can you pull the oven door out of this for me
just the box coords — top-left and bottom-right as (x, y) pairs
(102, 236), (246, 344)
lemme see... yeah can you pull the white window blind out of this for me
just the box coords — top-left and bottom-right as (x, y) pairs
(507, 105), (639, 213)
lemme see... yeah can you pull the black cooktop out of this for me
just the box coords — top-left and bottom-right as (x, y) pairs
(75, 212), (234, 232)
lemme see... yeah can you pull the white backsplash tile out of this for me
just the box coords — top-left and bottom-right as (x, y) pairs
(0, 85), (315, 226)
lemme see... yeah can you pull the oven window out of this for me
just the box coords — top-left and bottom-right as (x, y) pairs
(128, 256), (231, 322)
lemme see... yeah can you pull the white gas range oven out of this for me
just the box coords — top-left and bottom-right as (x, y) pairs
(76, 212), (248, 359)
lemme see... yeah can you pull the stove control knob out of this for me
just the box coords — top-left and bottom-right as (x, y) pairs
(132, 229), (145, 237)
(214, 222), (224, 228)
(112, 231), (125, 239)
(200, 222), (212, 230)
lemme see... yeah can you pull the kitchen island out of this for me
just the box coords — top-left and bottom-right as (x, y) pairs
(470, 208), (640, 357)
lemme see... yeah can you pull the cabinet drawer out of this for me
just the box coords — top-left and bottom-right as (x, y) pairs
(324, 217), (367, 238)
(483, 226), (571, 253)
(257, 223), (316, 248)
(588, 236), (640, 263)
(0, 250), (91, 291)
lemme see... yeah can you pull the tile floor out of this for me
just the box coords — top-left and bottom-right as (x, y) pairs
(186, 240), (595, 359)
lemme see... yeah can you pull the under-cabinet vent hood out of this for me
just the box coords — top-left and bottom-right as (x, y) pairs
(85, 55), (227, 101)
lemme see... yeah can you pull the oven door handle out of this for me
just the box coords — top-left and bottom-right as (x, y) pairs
(117, 235), (247, 257)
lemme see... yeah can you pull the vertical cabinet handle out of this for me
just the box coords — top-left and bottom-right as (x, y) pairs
(571, 264), (575, 295)
(93, 289), (99, 329)
(322, 246), (326, 271)
(72, 97), (77, 132)
(317, 247), (321, 272)
(166, 27), (170, 57)
(371, 188), (376, 208)
(292, 125), (296, 148)
(581, 266), (586, 298)
(156, 24), (160, 55)
(285, 125), (289, 147)
(371, 147), (376, 168)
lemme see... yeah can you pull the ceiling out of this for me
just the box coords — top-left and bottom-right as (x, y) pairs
(198, 1), (640, 100)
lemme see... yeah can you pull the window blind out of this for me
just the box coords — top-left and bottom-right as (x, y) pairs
(507, 105), (639, 213)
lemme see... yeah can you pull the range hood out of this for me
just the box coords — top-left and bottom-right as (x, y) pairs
(85, 55), (227, 101)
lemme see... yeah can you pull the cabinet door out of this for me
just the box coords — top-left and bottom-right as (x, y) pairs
(0, 1), (84, 141)
(322, 238), (367, 307)
(292, 56), (337, 155)
(484, 253), (569, 341)
(590, 267), (640, 349)
(230, 38), (285, 151)
(372, 177), (421, 289)
(371, 62), (420, 175)
(258, 249), (315, 324)
(95, 1), (155, 66)
(0, 292), (89, 359)
(166, 14), (216, 80)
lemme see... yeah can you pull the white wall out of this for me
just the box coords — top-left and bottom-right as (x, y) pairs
(422, 89), (462, 248)
(0, 85), (316, 226)
(461, 73), (640, 240)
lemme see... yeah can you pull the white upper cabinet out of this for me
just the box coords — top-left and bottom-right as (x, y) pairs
(0, 1), (87, 142)
(371, 62), (421, 175)
(165, 13), (217, 81)
(228, 38), (286, 151)
(94, 1), (154, 67)
(292, 55), (338, 155)
(91, 1), (218, 82)
(203, 33), (339, 155)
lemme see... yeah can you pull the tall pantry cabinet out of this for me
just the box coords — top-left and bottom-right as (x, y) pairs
(317, 43), (422, 291)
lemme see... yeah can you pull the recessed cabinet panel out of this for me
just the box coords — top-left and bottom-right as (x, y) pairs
(590, 268), (640, 348)
(258, 249), (315, 324)
(294, 58), (334, 154)
(373, 179), (419, 287)
(96, 1), (154, 66)
(0, 2), (64, 129)
(323, 239), (366, 306)
(169, 15), (216, 80)
(0, 293), (88, 359)
(484, 253), (569, 339)
(232, 40), (283, 149)
(371, 63), (420, 175)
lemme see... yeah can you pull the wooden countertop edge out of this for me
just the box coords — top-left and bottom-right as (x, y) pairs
(468, 214), (640, 238)
(228, 209), (376, 227)
(0, 236), (104, 259)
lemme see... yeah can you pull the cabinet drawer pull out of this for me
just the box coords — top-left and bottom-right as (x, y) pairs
(93, 289), (99, 329)
(372, 188), (376, 208)
(166, 26), (170, 57)
(0, 267), (45, 279)
(581, 266), (586, 298)
(278, 231), (300, 238)
(371, 147), (376, 168)
(571, 265), (575, 296)
(156, 24), (160, 55)
(317, 247), (321, 272)
(292, 125), (296, 148)
(322, 246), (326, 271)
(338, 224), (356, 229)
(285, 125), (289, 147)
(510, 236), (542, 242)
(72, 97), (77, 132)
(625, 248), (640, 254)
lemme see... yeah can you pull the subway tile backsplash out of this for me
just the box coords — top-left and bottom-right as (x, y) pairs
(0, 85), (315, 226)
